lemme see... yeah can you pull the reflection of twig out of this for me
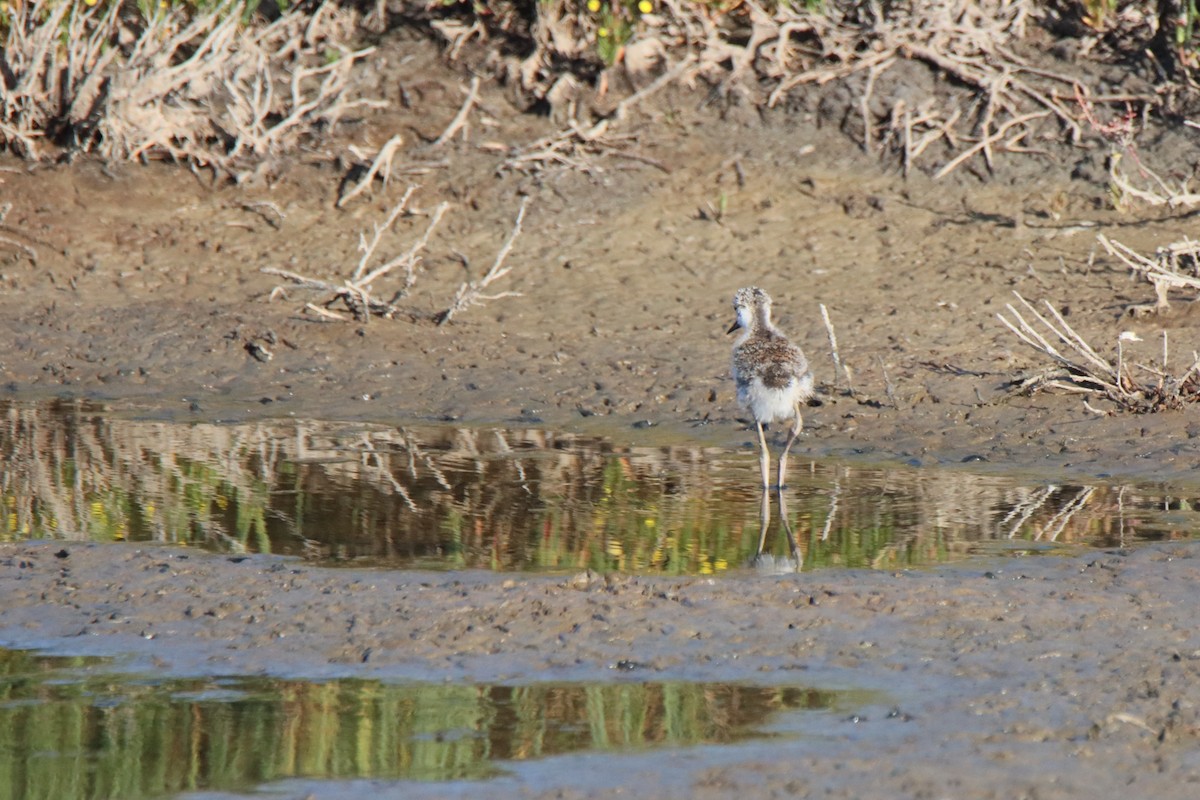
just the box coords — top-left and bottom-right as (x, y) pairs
(1001, 485), (1056, 539)
(820, 475), (842, 542)
(1035, 486), (1096, 541)
(493, 430), (531, 493)
(357, 433), (417, 511)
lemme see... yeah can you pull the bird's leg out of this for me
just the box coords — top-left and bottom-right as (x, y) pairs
(776, 404), (804, 489)
(756, 421), (771, 490)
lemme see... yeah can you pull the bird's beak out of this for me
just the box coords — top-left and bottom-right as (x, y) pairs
(727, 320), (742, 334)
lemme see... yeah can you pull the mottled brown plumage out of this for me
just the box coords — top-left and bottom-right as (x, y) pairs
(729, 287), (814, 488)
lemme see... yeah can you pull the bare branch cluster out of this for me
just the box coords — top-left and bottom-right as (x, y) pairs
(1, 0), (382, 179)
(436, 197), (529, 325)
(503, 0), (1152, 178)
(998, 291), (1200, 413)
(263, 187), (529, 325)
(1099, 234), (1200, 314)
(1107, 150), (1200, 211)
(500, 56), (691, 176)
(263, 187), (448, 321)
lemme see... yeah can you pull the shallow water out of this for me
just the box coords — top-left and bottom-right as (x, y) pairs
(0, 647), (877, 799)
(2, 399), (1196, 573)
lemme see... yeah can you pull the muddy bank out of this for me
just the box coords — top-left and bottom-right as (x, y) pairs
(2, 34), (1200, 482)
(1, 538), (1198, 798)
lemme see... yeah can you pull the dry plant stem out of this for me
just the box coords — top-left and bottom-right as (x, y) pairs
(0, 236), (37, 263)
(934, 111), (1049, 179)
(241, 201), (285, 229)
(438, 198), (529, 325)
(819, 303), (848, 391)
(431, 76), (481, 148)
(263, 187), (449, 321)
(1098, 234), (1200, 311)
(337, 134), (405, 208)
(359, 201), (450, 290)
(353, 186), (418, 281)
(998, 290), (1200, 410)
(503, 57), (694, 174)
(1107, 152), (1200, 210)
(999, 293), (1115, 381)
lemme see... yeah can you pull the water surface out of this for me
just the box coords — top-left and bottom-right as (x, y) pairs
(1, 399), (1195, 573)
(0, 648), (875, 800)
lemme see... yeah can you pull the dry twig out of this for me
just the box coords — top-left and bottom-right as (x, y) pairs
(437, 198), (530, 325)
(431, 76), (481, 148)
(337, 134), (405, 208)
(997, 291), (1200, 412)
(262, 187), (448, 322)
(1098, 234), (1200, 313)
(502, 57), (693, 175)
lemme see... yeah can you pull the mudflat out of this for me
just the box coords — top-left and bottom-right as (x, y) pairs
(2, 31), (1200, 798)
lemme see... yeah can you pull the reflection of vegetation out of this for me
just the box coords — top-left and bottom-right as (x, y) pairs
(0, 400), (1196, 575)
(0, 648), (865, 799)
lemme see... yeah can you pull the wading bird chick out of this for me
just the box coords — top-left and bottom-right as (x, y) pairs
(729, 286), (815, 488)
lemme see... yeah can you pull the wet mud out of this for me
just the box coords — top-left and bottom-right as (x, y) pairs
(3, 538), (1200, 798)
(2, 30), (1200, 799)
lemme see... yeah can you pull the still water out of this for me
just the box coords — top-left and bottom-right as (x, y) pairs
(0, 648), (877, 799)
(1, 399), (1197, 573)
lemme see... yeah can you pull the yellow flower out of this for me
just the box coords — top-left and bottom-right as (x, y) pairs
(598, 26), (609, 37)
(84, 0), (98, 5)
(587, 0), (600, 10)
(638, 0), (652, 12)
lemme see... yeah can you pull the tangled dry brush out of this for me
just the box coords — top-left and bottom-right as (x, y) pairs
(0, 0), (1176, 179)
(0, 0), (380, 180)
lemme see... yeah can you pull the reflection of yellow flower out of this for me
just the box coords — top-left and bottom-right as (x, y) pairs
(598, 26), (609, 37)
(84, 0), (98, 5)
(638, 0), (652, 12)
(587, 0), (600, 10)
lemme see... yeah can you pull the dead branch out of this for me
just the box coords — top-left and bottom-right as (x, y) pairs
(997, 290), (1200, 412)
(431, 76), (481, 148)
(337, 134), (405, 209)
(262, 186), (449, 322)
(502, 56), (694, 175)
(437, 197), (529, 325)
(1098, 234), (1200, 312)
(1108, 151), (1200, 210)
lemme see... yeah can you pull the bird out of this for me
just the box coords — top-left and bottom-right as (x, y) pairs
(728, 286), (815, 489)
